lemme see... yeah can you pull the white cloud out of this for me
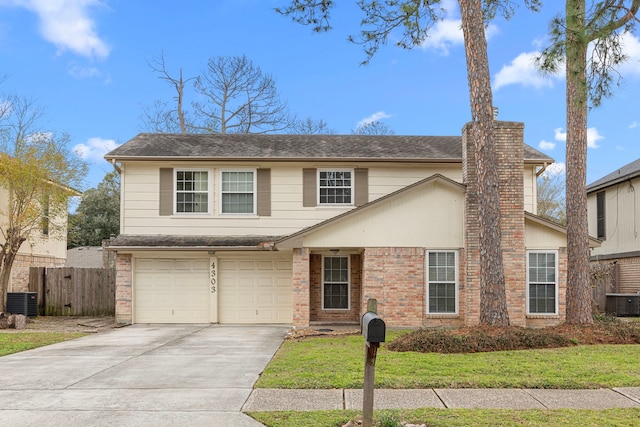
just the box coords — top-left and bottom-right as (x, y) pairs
(544, 162), (566, 176)
(551, 127), (603, 149)
(68, 65), (100, 79)
(554, 128), (566, 142)
(357, 111), (392, 128)
(0, 0), (110, 59)
(587, 127), (604, 149)
(617, 32), (640, 77)
(73, 137), (119, 162)
(420, 19), (498, 56)
(493, 51), (560, 90)
(629, 121), (639, 129)
(539, 140), (556, 150)
(419, 1), (497, 56)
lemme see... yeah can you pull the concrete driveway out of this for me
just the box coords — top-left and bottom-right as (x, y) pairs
(0, 324), (288, 426)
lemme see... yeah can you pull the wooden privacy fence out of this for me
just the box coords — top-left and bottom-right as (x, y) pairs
(28, 267), (115, 316)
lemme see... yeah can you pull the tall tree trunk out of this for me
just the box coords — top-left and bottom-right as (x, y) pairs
(459, 0), (509, 326)
(565, 0), (593, 324)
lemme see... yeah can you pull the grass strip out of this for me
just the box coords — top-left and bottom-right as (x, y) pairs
(250, 408), (640, 427)
(0, 332), (85, 356)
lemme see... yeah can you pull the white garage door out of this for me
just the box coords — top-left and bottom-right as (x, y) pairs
(218, 254), (292, 324)
(134, 258), (210, 323)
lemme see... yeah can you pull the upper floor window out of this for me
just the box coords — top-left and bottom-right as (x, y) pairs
(426, 251), (458, 314)
(221, 170), (255, 214)
(176, 170), (209, 213)
(318, 169), (352, 205)
(527, 251), (558, 315)
(596, 191), (606, 240)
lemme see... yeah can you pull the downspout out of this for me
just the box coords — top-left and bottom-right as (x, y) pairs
(536, 162), (549, 178)
(110, 159), (122, 174)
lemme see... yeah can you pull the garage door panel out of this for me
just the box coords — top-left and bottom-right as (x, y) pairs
(219, 255), (292, 324)
(134, 258), (209, 324)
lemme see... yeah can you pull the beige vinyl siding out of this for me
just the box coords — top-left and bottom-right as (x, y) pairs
(299, 179), (465, 248)
(589, 177), (640, 258)
(525, 220), (567, 248)
(524, 165), (537, 214)
(119, 161), (533, 238)
(0, 186), (69, 260)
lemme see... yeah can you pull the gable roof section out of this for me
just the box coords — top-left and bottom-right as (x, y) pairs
(587, 157), (640, 193)
(276, 174), (466, 248)
(105, 133), (552, 164)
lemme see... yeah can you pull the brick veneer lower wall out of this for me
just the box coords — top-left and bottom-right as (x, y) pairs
(9, 254), (64, 292)
(115, 253), (132, 324)
(362, 248), (426, 327)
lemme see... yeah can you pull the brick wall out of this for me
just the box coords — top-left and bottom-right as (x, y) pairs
(463, 121), (528, 326)
(362, 247), (425, 327)
(496, 122), (526, 326)
(310, 253), (361, 323)
(10, 254), (63, 292)
(462, 123), (481, 325)
(115, 253), (132, 324)
(292, 247), (310, 327)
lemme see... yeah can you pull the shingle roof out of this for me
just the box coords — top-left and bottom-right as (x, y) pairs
(105, 133), (553, 163)
(107, 235), (282, 250)
(587, 158), (640, 193)
(65, 246), (104, 268)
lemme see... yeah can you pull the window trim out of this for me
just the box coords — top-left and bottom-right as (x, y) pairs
(174, 168), (211, 215)
(218, 168), (257, 215)
(317, 168), (354, 206)
(426, 250), (459, 315)
(526, 250), (559, 315)
(322, 255), (351, 311)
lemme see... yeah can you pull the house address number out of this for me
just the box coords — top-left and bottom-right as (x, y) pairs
(210, 259), (217, 294)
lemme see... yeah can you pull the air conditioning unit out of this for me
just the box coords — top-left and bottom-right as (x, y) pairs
(605, 293), (640, 317)
(6, 292), (38, 317)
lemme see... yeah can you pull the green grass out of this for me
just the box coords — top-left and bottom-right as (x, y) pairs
(0, 332), (85, 356)
(250, 408), (640, 427)
(256, 331), (640, 389)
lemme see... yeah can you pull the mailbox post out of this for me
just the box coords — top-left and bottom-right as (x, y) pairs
(361, 300), (385, 427)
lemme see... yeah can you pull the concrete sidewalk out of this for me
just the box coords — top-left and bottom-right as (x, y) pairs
(243, 387), (640, 412)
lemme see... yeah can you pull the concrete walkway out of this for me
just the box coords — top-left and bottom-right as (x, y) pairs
(0, 324), (289, 427)
(244, 387), (640, 412)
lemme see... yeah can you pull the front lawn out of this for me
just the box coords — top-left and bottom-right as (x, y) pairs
(0, 332), (85, 356)
(256, 330), (640, 389)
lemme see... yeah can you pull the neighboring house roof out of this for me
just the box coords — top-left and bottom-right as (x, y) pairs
(106, 235), (282, 251)
(587, 157), (640, 193)
(105, 133), (553, 164)
(65, 246), (104, 268)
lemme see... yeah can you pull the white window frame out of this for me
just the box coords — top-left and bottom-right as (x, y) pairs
(426, 250), (459, 315)
(174, 169), (211, 215)
(526, 250), (559, 315)
(322, 255), (350, 310)
(219, 169), (257, 215)
(317, 168), (354, 206)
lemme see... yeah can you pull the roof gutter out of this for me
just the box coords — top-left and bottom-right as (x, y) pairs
(105, 245), (276, 252)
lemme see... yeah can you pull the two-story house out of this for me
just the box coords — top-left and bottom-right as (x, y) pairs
(105, 121), (588, 328)
(588, 158), (640, 295)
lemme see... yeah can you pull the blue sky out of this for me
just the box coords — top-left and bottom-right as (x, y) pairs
(1, 0), (640, 190)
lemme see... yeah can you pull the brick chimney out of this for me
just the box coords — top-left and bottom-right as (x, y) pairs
(462, 121), (526, 326)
